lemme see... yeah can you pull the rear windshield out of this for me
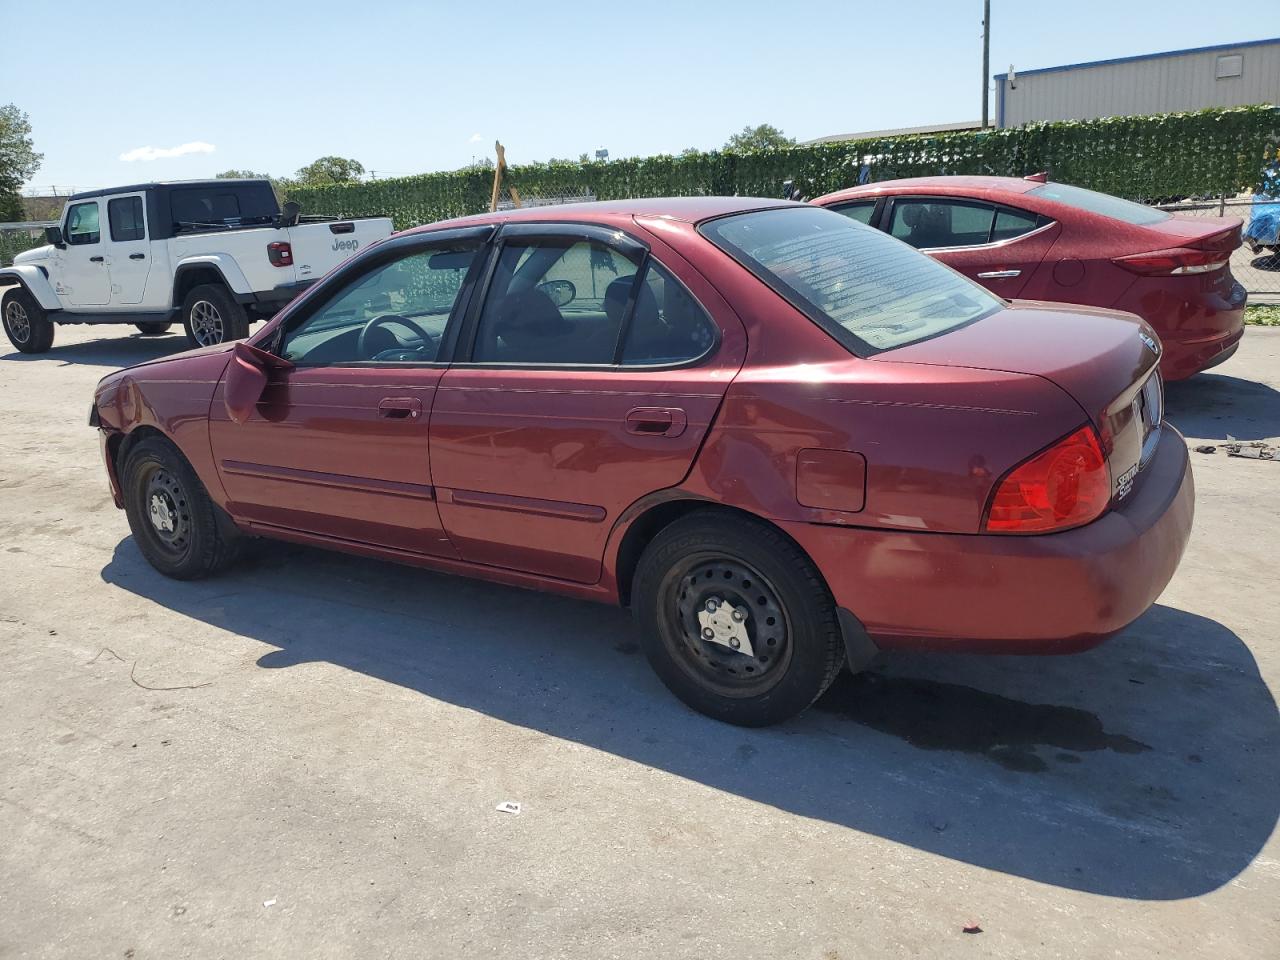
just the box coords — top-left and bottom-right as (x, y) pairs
(1026, 182), (1170, 226)
(700, 206), (1003, 354)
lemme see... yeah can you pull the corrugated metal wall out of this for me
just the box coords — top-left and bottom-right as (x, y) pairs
(999, 41), (1280, 127)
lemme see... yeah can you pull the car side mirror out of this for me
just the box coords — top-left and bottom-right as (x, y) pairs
(224, 341), (293, 424)
(44, 226), (65, 248)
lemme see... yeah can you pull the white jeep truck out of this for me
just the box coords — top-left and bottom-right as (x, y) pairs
(0, 179), (392, 352)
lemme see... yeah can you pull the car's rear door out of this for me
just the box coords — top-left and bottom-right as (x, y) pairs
(884, 196), (1060, 298)
(103, 192), (152, 305)
(428, 221), (745, 583)
(208, 226), (492, 556)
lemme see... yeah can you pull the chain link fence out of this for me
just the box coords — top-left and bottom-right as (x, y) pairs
(1157, 196), (1280, 302)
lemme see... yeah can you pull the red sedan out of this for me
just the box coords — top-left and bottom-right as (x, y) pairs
(812, 176), (1247, 380)
(92, 198), (1194, 726)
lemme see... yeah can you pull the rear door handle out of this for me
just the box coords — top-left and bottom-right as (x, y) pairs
(976, 269), (1021, 278)
(378, 397), (423, 419)
(129, 253), (146, 260)
(89, 256), (104, 263)
(625, 406), (688, 438)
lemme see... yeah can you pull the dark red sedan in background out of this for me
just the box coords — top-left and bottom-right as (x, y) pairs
(92, 198), (1193, 726)
(813, 176), (1247, 380)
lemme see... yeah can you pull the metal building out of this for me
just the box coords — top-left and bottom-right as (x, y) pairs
(995, 38), (1280, 128)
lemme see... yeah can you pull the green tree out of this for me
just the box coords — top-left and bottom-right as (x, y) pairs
(216, 168), (270, 180)
(0, 104), (43, 221)
(723, 124), (795, 153)
(294, 156), (365, 186)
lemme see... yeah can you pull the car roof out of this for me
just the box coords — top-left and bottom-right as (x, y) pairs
(68, 179), (269, 201)
(406, 196), (800, 234)
(814, 176), (1042, 205)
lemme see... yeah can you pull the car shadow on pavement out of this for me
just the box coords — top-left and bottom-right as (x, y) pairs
(1165, 371), (1280, 441)
(101, 536), (1280, 902)
(1, 331), (192, 368)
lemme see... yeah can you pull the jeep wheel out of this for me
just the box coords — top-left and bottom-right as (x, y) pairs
(182, 284), (249, 348)
(2, 287), (55, 354)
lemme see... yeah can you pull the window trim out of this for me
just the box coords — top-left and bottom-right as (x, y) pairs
(452, 222), (720, 373)
(883, 195), (1055, 251)
(107, 194), (147, 243)
(64, 200), (102, 246)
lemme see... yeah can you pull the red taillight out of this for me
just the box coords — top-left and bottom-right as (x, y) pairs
(1113, 247), (1229, 276)
(268, 241), (293, 267)
(985, 426), (1111, 534)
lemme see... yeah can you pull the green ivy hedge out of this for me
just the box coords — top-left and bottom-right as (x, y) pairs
(287, 105), (1279, 230)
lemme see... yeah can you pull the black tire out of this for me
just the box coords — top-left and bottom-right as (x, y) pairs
(181, 283), (249, 348)
(121, 435), (241, 580)
(135, 321), (172, 336)
(633, 511), (844, 727)
(2, 286), (55, 354)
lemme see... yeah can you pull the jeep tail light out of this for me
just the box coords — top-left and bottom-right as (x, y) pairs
(985, 426), (1111, 533)
(1113, 247), (1229, 276)
(268, 241), (293, 267)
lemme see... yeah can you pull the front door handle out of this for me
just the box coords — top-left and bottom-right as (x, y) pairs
(976, 269), (1021, 278)
(129, 253), (146, 260)
(89, 255), (104, 263)
(378, 397), (423, 419)
(625, 406), (688, 438)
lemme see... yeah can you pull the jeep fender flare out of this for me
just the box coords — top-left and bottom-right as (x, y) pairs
(171, 255), (253, 307)
(0, 265), (62, 312)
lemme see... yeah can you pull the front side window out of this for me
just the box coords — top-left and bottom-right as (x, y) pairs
(889, 199), (996, 248)
(701, 206), (1003, 354)
(65, 202), (101, 245)
(473, 239), (641, 364)
(1026, 182), (1170, 226)
(108, 196), (146, 242)
(830, 201), (877, 226)
(282, 244), (479, 364)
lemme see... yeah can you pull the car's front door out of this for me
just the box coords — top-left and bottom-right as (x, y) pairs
(429, 222), (745, 583)
(208, 227), (491, 556)
(103, 192), (152, 305)
(883, 196), (1060, 299)
(57, 200), (111, 306)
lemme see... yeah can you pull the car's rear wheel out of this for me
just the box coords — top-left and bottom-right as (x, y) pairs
(121, 436), (241, 580)
(135, 321), (172, 336)
(182, 284), (249, 348)
(3, 287), (55, 354)
(633, 511), (844, 726)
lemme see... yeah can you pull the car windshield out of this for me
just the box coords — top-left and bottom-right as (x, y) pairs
(700, 206), (1003, 354)
(1026, 182), (1171, 226)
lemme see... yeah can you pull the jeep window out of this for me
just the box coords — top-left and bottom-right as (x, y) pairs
(108, 196), (146, 242)
(701, 206), (1002, 354)
(171, 183), (278, 231)
(65, 202), (101, 245)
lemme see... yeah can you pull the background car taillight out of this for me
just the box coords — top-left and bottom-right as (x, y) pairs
(267, 241), (293, 267)
(1112, 247), (1230, 276)
(985, 426), (1111, 534)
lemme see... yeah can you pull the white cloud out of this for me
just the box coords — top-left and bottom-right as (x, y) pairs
(119, 141), (217, 162)
(468, 133), (483, 143)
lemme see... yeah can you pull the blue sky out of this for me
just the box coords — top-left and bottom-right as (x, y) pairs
(1, 0), (1273, 191)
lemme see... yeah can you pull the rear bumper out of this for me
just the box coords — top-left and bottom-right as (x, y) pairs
(781, 426), (1194, 653)
(1118, 279), (1246, 380)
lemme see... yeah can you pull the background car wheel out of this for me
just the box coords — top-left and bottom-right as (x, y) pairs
(181, 284), (249, 348)
(2, 287), (55, 354)
(633, 511), (844, 727)
(121, 435), (242, 580)
(134, 322), (172, 336)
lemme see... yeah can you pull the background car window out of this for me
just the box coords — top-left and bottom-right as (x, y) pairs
(620, 261), (716, 365)
(830, 201), (877, 226)
(991, 207), (1041, 242)
(1026, 182), (1171, 226)
(473, 240), (639, 364)
(889, 199), (996, 248)
(282, 245), (478, 364)
(65, 202), (100, 245)
(108, 196), (146, 242)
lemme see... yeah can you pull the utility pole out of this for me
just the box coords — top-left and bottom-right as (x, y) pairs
(981, 0), (991, 128)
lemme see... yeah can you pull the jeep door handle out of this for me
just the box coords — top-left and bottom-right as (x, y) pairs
(129, 253), (146, 260)
(89, 256), (104, 263)
(378, 397), (422, 419)
(977, 269), (1021, 278)
(625, 406), (688, 437)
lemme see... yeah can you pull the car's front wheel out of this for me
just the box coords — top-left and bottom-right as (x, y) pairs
(633, 511), (844, 726)
(121, 435), (241, 579)
(2, 287), (55, 354)
(181, 284), (249, 348)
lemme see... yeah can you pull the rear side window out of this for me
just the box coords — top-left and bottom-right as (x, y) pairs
(701, 206), (1003, 354)
(108, 196), (146, 242)
(620, 262), (716, 365)
(1026, 182), (1170, 226)
(65, 202), (101, 245)
(991, 207), (1040, 242)
(889, 199), (995, 248)
(829, 201), (877, 226)
(170, 184), (277, 230)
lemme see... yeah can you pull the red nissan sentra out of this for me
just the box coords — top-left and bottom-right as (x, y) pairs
(91, 198), (1194, 726)
(812, 176), (1247, 380)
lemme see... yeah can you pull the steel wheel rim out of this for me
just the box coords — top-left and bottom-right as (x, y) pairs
(189, 300), (223, 346)
(5, 301), (30, 344)
(658, 552), (793, 697)
(142, 466), (192, 557)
